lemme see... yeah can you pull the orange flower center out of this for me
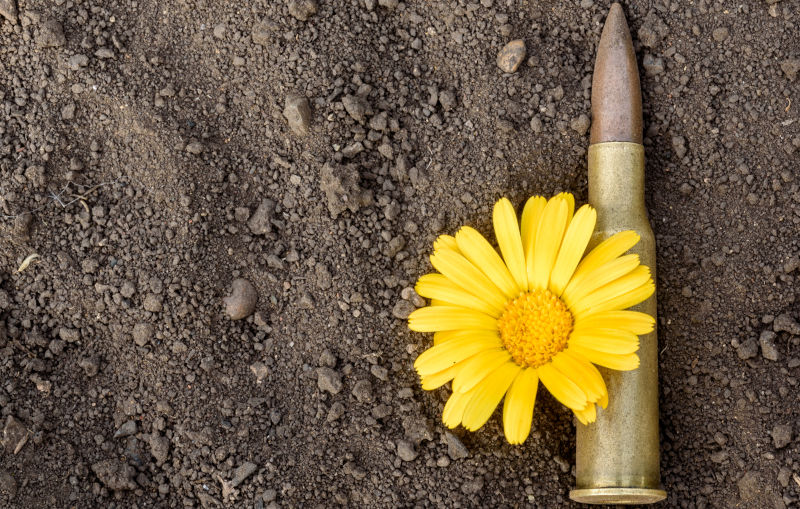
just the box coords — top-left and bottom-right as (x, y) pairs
(497, 289), (574, 368)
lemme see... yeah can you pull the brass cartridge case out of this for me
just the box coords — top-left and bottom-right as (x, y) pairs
(569, 142), (666, 504)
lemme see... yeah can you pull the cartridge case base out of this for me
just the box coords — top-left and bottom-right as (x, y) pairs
(569, 487), (667, 504)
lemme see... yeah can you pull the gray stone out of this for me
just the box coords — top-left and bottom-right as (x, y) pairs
(759, 330), (779, 361)
(402, 416), (433, 445)
(571, 114), (590, 136)
(114, 420), (138, 439)
(37, 17), (66, 48)
(223, 279), (258, 320)
(78, 357), (100, 377)
(68, 54), (89, 70)
(185, 141), (204, 154)
(496, 39), (526, 73)
(439, 90), (456, 111)
(2, 416), (28, 454)
(59, 327), (80, 343)
(642, 54), (665, 76)
(0, 0), (18, 24)
(284, 92), (312, 135)
(143, 293), (163, 313)
(342, 94), (371, 123)
(247, 198), (275, 235)
(148, 433), (170, 465)
(252, 20), (273, 46)
(351, 380), (373, 403)
(712, 27), (729, 42)
(736, 338), (758, 360)
(771, 424), (792, 449)
(736, 471), (760, 502)
(317, 367), (343, 395)
(230, 461), (257, 487)
(250, 362), (269, 382)
(319, 163), (373, 218)
(132, 322), (154, 347)
(91, 459), (137, 491)
(773, 313), (800, 335)
(0, 468), (16, 497)
(392, 299), (416, 319)
(288, 0), (317, 21)
(781, 59), (800, 81)
(445, 431), (469, 460)
(396, 440), (418, 461)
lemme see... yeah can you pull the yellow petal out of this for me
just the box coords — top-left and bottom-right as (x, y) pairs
(414, 332), (502, 376)
(529, 196), (569, 290)
(408, 306), (497, 332)
(442, 387), (475, 428)
(553, 192), (575, 221)
(416, 273), (503, 317)
(569, 266), (653, 318)
(493, 198), (528, 290)
(461, 362), (521, 431)
(537, 362), (588, 410)
(549, 205), (597, 296)
(521, 196), (547, 261)
(562, 254), (640, 308)
(430, 250), (508, 311)
(573, 281), (655, 321)
(574, 402), (597, 425)
(569, 329), (640, 355)
(452, 349), (511, 394)
(571, 230), (640, 282)
(554, 351), (608, 406)
(455, 226), (519, 298)
(568, 345), (640, 371)
(421, 361), (462, 390)
(433, 234), (460, 253)
(434, 330), (465, 345)
(502, 368), (538, 444)
(572, 310), (655, 336)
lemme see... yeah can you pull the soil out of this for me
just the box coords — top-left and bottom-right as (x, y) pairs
(1, 0), (799, 507)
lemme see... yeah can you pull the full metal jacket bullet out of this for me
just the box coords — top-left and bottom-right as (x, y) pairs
(569, 3), (667, 505)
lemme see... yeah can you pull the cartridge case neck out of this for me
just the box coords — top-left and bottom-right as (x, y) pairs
(588, 142), (646, 218)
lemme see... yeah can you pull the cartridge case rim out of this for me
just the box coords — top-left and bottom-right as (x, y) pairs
(569, 487), (667, 504)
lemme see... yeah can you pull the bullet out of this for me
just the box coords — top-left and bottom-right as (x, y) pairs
(569, 3), (667, 505)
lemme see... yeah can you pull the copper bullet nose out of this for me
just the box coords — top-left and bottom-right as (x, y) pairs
(590, 2), (643, 145)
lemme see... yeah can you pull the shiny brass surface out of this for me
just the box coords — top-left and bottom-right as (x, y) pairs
(569, 142), (664, 505)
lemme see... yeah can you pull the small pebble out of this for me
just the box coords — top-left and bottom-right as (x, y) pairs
(223, 279), (258, 320)
(396, 440), (418, 461)
(288, 0), (318, 21)
(284, 92), (312, 135)
(496, 39), (526, 73)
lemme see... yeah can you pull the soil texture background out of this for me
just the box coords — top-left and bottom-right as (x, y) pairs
(1, 0), (799, 507)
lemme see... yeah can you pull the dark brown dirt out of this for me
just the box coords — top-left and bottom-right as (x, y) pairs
(1, 0), (799, 507)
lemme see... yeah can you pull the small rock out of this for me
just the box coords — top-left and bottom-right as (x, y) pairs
(402, 416), (433, 445)
(94, 47), (114, 59)
(13, 211), (32, 240)
(223, 279), (258, 320)
(445, 431), (470, 460)
(288, 0), (317, 21)
(396, 440), (418, 461)
(326, 401), (345, 422)
(230, 461), (257, 488)
(114, 420), (138, 439)
(318, 349), (337, 368)
(712, 27), (729, 42)
(351, 380), (373, 403)
(439, 90), (456, 111)
(213, 23), (226, 39)
(59, 327), (80, 343)
(378, 0), (398, 9)
(672, 136), (687, 159)
(92, 459), (137, 491)
(0, 468), (16, 497)
(252, 20), (273, 46)
(37, 17), (66, 48)
(319, 163), (373, 218)
(571, 114), (590, 136)
(68, 54), (89, 70)
(369, 111), (388, 131)
(185, 141), (204, 154)
(148, 433), (170, 465)
(759, 330), (779, 361)
(0, 0), (19, 24)
(143, 294), (163, 313)
(736, 338), (758, 360)
(771, 424), (792, 449)
(78, 357), (100, 377)
(781, 59), (800, 81)
(2, 416), (28, 454)
(392, 300), (416, 319)
(132, 322), (154, 347)
(370, 364), (388, 381)
(496, 39), (526, 73)
(342, 95), (371, 123)
(284, 92), (312, 135)
(317, 367), (343, 395)
(642, 54), (665, 76)
(250, 362), (269, 382)
(737, 471), (759, 502)
(247, 198), (275, 235)
(773, 313), (800, 335)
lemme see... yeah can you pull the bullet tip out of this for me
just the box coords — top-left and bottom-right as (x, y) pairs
(590, 3), (642, 144)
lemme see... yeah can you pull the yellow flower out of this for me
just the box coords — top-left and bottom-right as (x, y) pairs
(408, 193), (655, 444)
